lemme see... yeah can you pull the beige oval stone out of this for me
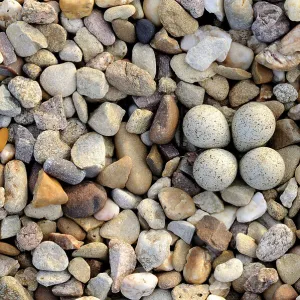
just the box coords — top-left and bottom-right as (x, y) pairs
(57, 217), (86, 241)
(59, 0), (94, 19)
(150, 95), (179, 145)
(96, 0), (133, 8)
(158, 187), (196, 220)
(114, 123), (152, 195)
(96, 156), (132, 189)
(183, 247), (212, 284)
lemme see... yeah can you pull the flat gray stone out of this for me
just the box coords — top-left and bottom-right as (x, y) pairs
(0, 215), (21, 239)
(0, 85), (21, 117)
(72, 92), (88, 123)
(86, 273), (113, 299)
(0, 255), (19, 277)
(59, 40), (82, 62)
(14, 125), (35, 163)
(167, 221), (195, 244)
(36, 270), (71, 287)
(60, 118), (87, 146)
(0, 276), (33, 300)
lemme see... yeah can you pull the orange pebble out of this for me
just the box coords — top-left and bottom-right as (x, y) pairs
(0, 128), (9, 152)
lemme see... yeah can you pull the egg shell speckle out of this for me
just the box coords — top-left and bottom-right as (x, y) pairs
(240, 147), (285, 190)
(193, 148), (238, 192)
(232, 102), (276, 152)
(183, 104), (230, 148)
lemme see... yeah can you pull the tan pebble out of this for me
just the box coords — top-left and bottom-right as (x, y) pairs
(146, 145), (164, 177)
(114, 123), (152, 195)
(158, 187), (196, 220)
(212, 251), (235, 269)
(199, 75), (229, 101)
(59, 0), (94, 19)
(162, 157), (180, 177)
(183, 247), (212, 284)
(215, 65), (252, 80)
(104, 5), (136, 22)
(155, 251), (174, 271)
(86, 227), (103, 243)
(112, 19), (136, 43)
(261, 101), (284, 120)
(150, 28), (182, 54)
(96, 156), (132, 189)
(72, 216), (103, 232)
(37, 220), (56, 240)
(0, 242), (20, 256)
(95, 0), (133, 8)
(32, 170), (68, 207)
(173, 239), (191, 272)
(0, 128), (8, 152)
(157, 271), (182, 289)
(94, 198), (120, 221)
(68, 257), (91, 283)
(252, 61), (273, 84)
(247, 221), (267, 243)
(273, 284), (298, 300)
(236, 233), (258, 258)
(72, 242), (108, 259)
(126, 109), (153, 134)
(57, 217), (86, 241)
(143, 0), (161, 26)
(49, 232), (84, 250)
(149, 95), (179, 144)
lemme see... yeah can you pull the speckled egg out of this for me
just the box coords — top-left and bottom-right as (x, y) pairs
(232, 102), (276, 152)
(240, 147), (285, 190)
(193, 149), (238, 191)
(183, 105), (230, 148)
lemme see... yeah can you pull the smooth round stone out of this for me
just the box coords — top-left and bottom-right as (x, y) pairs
(223, 42), (254, 70)
(285, 0), (300, 21)
(240, 147), (285, 190)
(94, 198), (120, 221)
(16, 222), (43, 251)
(143, 289), (172, 300)
(25, 49), (58, 67)
(232, 102), (276, 152)
(143, 0), (161, 26)
(276, 254), (300, 285)
(60, 13), (84, 33)
(183, 105), (230, 148)
(60, 0), (93, 19)
(40, 62), (77, 97)
(193, 149), (237, 192)
(111, 188), (142, 209)
(256, 224), (294, 262)
(63, 181), (107, 218)
(68, 257), (91, 283)
(32, 241), (68, 271)
(136, 19), (156, 44)
(273, 83), (298, 103)
(0, 0), (22, 29)
(0, 276), (32, 300)
(37, 270), (71, 287)
(59, 40), (82, 62)
(214, 258), (244, 283)
(121, 273), (158, 299)
(71, 132), (106, 178)
(96, 0), (133, 7)
(104, 5), (136, 22)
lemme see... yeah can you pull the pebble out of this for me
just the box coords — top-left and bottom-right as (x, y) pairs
(59, 40), (82, 62)
(276, 253), (300, 285)
(273, 284), (298, 300)
(34, 130), (70, 164)
(194, 191), (224, 214)
(16, 221), (43, 251)
(8, 76), (42, 109)
(106, 60), (156, 97)
(183, 105), (230, 148)
(253, 2), (290, 43)
(224, 0), (253, 30)
(95, 0), (133, 8)
(284, 0), (300, 21)
(109, 239), (136, 293)
(34, 95), (67, 131)
(106, 39), (127, 59)
(100, 210), (140, 244)
(6, 21), (48, 57)
(114, 123), (152, 195)
(214, 258), (243, 283)
(236, 233), (258, 258)
(60, 118), (87, 146)
(280, 177), (298, 208)
(279, 24), (300, 56)
(232, 102), (276, 152)
(60, 0), (93, 19)
(60, 13), (83, 33)
(121, 273), (158, 300)
(74, 27), (104, 63)
(24, 203), (63, 220)
(273, 83), (298, 103)
(136, 19), (155, 44)
(137, 198), (165, 229)
(86, 273), (112, 299)
(111, 188), (141, 209)
(147, 177), (171, 199)
(0, 254), (19, 277)
(229, 80), (259, 107)
(168, 221), (195, 244)
(136, 229), (172, 271)
(143, 0), (161, 26)
(52, 277), (84, 297)
(0, 0), (22, 29)
(196, 215), (233, 252)
(36, 270), (70, 287)
(88, 102), (125, 136)
(4, 160), (27, 213)
(256, 224), (294, 262)
(86, 52), (113, 71)
(221, 180), (255, 207)
(193, 149), (237, 192)
(211, 205), (237, 230)
(25, 49), (57, 67)
(63, 182), (106, 218)
(71, 132), (105, 178)
(14, 126), (34, 163)
(177, 0), (204, 18)
(84, 10), (116, 46)
(32, 241), (68, 271)
(199, 75), (229, 101)
(40, 62), (76, 97)
(0, 215), (21, 239)
(112, 19), (136, 43)
(0, 242), (20, 256)
(0, 276), (33, 300)
(172, 283), (210, 300)
(158, 187), (196, 220)
(76, 67), (109, 100)
(72, 242), (107, 259)
(150, 95), (179, 144)
(240, 147), (285, 190)
(151, 28), (182, 54)
(68, 257), (90, 283)
(126, 109), (153, 134)
(104, 5), (136, 22)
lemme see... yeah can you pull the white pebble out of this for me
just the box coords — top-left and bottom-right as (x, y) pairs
(214, 258), (243, 283)
(1, 143), (15, 164)
(94, 198), (120, 221)
(280, 177), (298, 208)
(212, 206), (237, 230)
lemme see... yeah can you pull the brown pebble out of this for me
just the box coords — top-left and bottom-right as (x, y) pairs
(0, 164), (4, 187)
(0, 242), (20, 256)
(28, 162), (42, 194)
(63, 181), (107, 218)
(86, 259), (103, 278)
(251, 61), (273, 84)
(96, 156), (132, 189)
(183, 247), (212, 284)
(59, 0), (93, 19)
(133, 90), (162, 111)
(158, 143), (180, 161)
(273, 284), (298, 300)
(35, 285), (59, 300)
(151, 28), (182, 54)
(16, 222), (43, 251)
(32, 170), (68, 207)
(112, 19), (136, 43)
(196, 215), (233, 252)
(157, 271), (182, 289)
(49, 233), (84, 250)
(57, 217), (86, 241)
(17, 252), (33, 269)
(172, 171), (201, 197)
(146, 145), (164, 177)
(150, 95), (179, 145)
